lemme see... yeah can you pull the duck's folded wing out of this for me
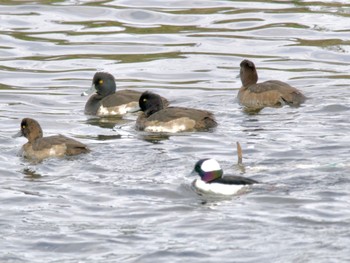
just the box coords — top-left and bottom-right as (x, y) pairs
(101, 90), (141, 107)
(213, 175), (258, 185)
(248, 81), (305, 106)
(147, 107), (213, 122)
(248, 80), (293, 93)
(33, 135), (89, 153)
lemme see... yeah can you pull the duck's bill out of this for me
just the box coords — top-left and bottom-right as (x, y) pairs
(81, 84), (96, 96)
(12, 130), (23, 138)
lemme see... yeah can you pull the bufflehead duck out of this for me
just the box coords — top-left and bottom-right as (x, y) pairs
(192, 158), (257, 195)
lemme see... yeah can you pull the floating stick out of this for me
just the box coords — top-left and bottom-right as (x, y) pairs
(236, 142), (243, 165)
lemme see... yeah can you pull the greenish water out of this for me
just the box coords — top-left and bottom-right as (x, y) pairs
(0, 1), (349, 262)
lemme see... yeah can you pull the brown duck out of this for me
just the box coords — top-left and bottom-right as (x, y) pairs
(14, 118), (90, 161)
(238, 59), (306, 111)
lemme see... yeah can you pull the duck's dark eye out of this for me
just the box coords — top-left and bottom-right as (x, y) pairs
(99, 79), (103, 85)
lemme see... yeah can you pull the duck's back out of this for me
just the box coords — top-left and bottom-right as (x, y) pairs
(107, 90), (169, 107)
(101, 90), (141, 106)
(85, 90), (141, 116)
(137, 107), (217, 132)
(212, 175), (258, 185)
(239, 80), (306, 109)
(148, 107), (217, 129)
(31, 135), (90, 156)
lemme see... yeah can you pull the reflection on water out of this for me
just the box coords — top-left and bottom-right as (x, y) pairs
(1, 0), (350, 262)
(137, 133), (171, 144)
(21, 167), (43, 178)
(84, 116), (133, 129)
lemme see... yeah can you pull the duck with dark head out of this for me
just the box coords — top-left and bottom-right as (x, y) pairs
(83, 72), (168, 116)
(136, 91), (217, 133)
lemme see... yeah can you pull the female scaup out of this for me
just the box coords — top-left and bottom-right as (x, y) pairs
(83, 72), (168, 116)
(238, 59), (306, 111)
(192, 158), (257, 195)
(136, 91), (217, 133)
(14, 118), (90, 161)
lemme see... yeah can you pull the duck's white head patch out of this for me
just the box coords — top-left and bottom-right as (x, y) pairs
(201, 159), (221, 172)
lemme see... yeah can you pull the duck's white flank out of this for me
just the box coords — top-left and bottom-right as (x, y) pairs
(98, 105), (125, 115)
(193, 178), (246, 196)
(144, 117), (196, 133)
(49, 145), (66, 157)
(98, 102), (139, 116)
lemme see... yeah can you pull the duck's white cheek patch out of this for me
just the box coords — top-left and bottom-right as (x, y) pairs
(193, 179), (246, 196)
(144, 117), (195, 133)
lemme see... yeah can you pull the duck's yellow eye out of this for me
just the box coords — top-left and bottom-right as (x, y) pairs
(143, 98), (147, 102)
(22, 125), (26, 129)
(99, 79), (104, 85)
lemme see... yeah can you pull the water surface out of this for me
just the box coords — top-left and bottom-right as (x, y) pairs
(0, 1), (350, 262)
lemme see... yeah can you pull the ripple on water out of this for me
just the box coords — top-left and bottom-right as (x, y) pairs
(1, 0), (350, 263)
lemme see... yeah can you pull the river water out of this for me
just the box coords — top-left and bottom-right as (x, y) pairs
(0, 0), (349, 262)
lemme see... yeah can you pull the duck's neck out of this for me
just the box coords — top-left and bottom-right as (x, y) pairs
(145, 101), (164, 117)
(28, 128), (43, 142)
(241, 68), (258, 87)
(85, 96), (101, 115)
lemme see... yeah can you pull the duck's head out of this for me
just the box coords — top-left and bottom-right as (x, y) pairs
(82, 72), (116, 98)
(14, 118), (43, 142)
(240, 59), (258, 87)
(139, 91), (165, 117)
(193, 158), (223, 183)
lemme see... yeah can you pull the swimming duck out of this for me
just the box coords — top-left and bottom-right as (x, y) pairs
(238, 59), (306, 111)
(83, 72), (168, 116)
(136, 91), (217, 133)
(192, 158), (257, 195)
(14, 118), (90, 161)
